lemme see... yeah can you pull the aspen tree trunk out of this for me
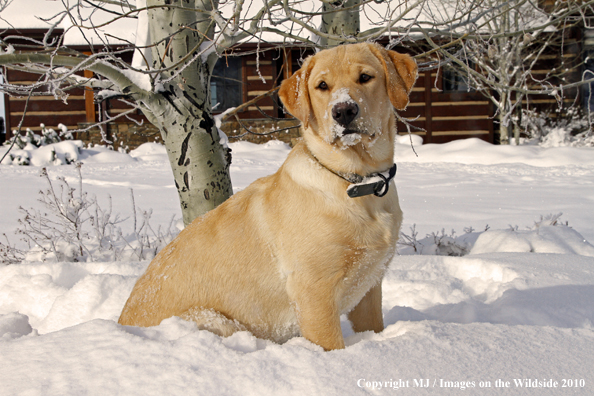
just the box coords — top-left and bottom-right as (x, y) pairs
(143, 0), (232, 226)
(498, 1), (511, 145)
(499, 112), (510, 145)
(498, 90), (510, 145)
(319, 0), (360, 47)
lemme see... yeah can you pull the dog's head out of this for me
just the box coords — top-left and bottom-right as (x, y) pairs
(279, 43), (417, 174)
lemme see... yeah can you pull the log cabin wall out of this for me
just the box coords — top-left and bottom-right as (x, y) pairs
(4, 68), (89, 134)
(218, 46), (281, 122)
(395, 26), (582, 144)
(1, 41), (149, 146)
(219, 46), (305, 144)
(0, 29), (88, 137)
(397, 67), (494, 144)
(241, 49), (279, 119)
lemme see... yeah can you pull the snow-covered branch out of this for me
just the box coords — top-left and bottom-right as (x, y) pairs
(0, 52), (149, 97)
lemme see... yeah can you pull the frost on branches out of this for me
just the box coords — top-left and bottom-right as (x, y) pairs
(0, 164), (180, 264)
(521, 109), (594, 147)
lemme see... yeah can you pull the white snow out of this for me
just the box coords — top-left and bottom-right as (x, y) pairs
(119, 69), (153, 92)
(329, 88), (354, 107)
(130, 0), (152, 70)
(0, 0), (137, 46)
(396, 137), (594, 167)
(1, 137), (594, 395)
(470, 226), (594, 256)
(1, 140), (136, 166)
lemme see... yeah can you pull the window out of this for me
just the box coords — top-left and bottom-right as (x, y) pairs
(443, 59), (475, 92)
(210, 57), (243, 112)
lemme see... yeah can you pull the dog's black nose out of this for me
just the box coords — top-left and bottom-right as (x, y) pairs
(332, 102), (359, 127)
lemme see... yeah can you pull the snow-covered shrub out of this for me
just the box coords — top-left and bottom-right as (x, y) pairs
(3, 124), (72, 149)
(0, 164), (180, 264)
(1, 124), (80, 166)
(0, 235), (24, 264)
(521, 109), (547, 141)
(398, 225), (485, 256)
(533, 212), (567, 229)
(522, 108), (594, 147)
(398, 214), (592, 257)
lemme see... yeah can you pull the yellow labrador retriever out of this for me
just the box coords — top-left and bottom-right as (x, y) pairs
(118, 43), (417, 350)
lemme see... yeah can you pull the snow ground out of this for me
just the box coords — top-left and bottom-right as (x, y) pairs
(1, 138), (594, 395)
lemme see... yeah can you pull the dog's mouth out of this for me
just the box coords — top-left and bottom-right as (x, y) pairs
(342, 129), (377, 139)
(332, 127), (379, 148)
(328, 121), (377, 147)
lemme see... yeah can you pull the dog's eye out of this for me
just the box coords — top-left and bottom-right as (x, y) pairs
(359, 74), (373, 83)
(317, 81), (328, 90)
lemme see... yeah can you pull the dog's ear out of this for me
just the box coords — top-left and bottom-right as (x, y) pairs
(368, 44), (418, 111)
(279, 56), (314, 128)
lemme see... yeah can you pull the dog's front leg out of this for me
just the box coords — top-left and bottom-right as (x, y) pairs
(287, 275), (345, 351)
(347, 283), (384, 333)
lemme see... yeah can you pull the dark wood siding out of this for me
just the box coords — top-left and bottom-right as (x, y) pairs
(397, 69), (494, 144)
(241, 51), (279, 119)
(4, 69), (89, 134)
(212, 47), (281, 120)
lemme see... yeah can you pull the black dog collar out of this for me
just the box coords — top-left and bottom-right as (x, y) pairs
(308, 150), (397, 198)
(346, 164), (397, 198)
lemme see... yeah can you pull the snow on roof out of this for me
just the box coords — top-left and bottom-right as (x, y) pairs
(0, 0), (137, 46)
(0, 0), (417, 47)
(0, 0), (553, 48)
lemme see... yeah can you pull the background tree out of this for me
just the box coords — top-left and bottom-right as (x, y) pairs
(0, 0), (592, 224)
(417, 0), (588, 144)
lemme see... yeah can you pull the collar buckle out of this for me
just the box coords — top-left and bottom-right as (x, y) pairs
(346, 164), (397, 198)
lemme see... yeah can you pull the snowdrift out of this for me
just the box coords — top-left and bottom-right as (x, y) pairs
(1, 138), (594, 395)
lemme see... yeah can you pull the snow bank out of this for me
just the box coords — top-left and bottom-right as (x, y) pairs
(129, 142), (169, 162)
(0, 261), (147, 333)
(3, 227), (592, 336)
(396, 137), (594, 167)
(230, 139), (291, 159)
(6, 137), (593, 169)
(1, 140), (286, 168)
(471, 226), (594, 256)
(1, 250), (594, 394)
(2, 141), (84, 166)
(384, 253), (594, 327)
(0, 312), (33, 340)
(399, 225), (594, 257)
(1, 140), (137, 166)
(1, 315), (592, 395)
(395, 133), (424, 147)
(228, 140), (292, 191)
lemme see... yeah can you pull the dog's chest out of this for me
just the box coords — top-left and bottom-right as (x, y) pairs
(337, 199), (400, 312)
